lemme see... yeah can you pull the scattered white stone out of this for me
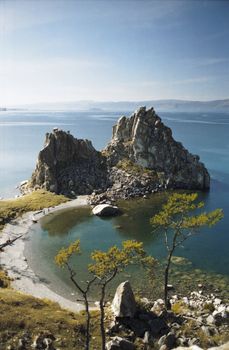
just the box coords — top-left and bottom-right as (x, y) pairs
(183, 297), (189, 305)
(150, 298), (165, 317)
(167, 284), (174, 290)
(217, 305), (226, 313)
(143, 331), (150, 344)
(206, 314), (215, 325)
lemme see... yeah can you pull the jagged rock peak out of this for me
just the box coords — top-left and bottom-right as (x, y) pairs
(24, 107), (210, 197)
(28, 128), (108, 196)
(104, 107), (210, 190)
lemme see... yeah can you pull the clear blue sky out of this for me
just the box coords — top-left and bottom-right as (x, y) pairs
(0, 0), (229, 105)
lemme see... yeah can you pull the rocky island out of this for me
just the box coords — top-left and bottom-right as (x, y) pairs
(21, 107), (210, 202)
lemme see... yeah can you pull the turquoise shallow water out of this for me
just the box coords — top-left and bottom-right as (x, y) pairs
(1, 110), (229, 299)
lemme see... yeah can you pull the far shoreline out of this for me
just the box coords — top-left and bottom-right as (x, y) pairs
(0, 195), (94, 312)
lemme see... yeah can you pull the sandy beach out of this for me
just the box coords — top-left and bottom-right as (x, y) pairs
(0, 195), (90, 312)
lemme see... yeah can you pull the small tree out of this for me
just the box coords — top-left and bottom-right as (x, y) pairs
(55, 240), (155, 350)
(88, 240), (155, 350)
(55, 240), (96, 350)
(150, 193), (223, 309)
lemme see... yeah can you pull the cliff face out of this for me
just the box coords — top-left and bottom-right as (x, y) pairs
(29, 129), (108, 195)
(104, 107), (210, 190)
(25, 107), (210, 197)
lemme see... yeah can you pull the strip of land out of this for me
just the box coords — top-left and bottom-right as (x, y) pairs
(0, 195), (89, 312)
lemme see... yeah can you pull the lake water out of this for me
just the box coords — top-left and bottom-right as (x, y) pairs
(1, 110), (229, 299)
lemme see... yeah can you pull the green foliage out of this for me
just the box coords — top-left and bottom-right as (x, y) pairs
(171, 300), (188, 315)
(55, 240), (81, 267)
(88, 240), (155, 280)
(203, 302), (215, 313)
(55, 239), (155, 350)
(150, 192), (223, 231)
(116, 158), (154, 176)
(55, 239), (155, 281)
(0, 190), (68, 230)
(150, 192), (223, 307)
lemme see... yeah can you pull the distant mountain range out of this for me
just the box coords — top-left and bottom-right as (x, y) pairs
(83, 99), (229, 113)
(3, 99), (229, 113)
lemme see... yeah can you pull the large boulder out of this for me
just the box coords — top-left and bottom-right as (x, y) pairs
(92, 204), (120, 216)
(106, 336), (136, 350)
(112, 281), (136, 318)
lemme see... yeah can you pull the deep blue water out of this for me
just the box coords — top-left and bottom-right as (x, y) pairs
(1, 110), (229, 298)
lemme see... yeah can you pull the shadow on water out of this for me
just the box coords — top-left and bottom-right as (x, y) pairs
(41, 206), (92, 236)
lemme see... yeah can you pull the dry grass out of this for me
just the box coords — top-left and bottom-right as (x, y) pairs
(0, 288), (102, 349)
(0, 190), (68, 230)
(0, 269), (11, 288)
(116, 158), (155, 176)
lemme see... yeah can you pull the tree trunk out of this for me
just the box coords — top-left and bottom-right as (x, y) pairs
(164, 251), (173, 309)
(100, 284), (106, 350)
(84, 295), (90, 350)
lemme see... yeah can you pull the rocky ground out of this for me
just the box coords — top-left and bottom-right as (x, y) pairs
(88, 164), (165, 205)
(105, 281), (229, 350)
(2, 280), (228, 350)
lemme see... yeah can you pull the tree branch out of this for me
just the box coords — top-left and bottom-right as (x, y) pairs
(0, 235), (22, 251)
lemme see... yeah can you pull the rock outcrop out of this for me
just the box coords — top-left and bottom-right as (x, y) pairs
(23, 107), (210, 197)
(24, 129), (108, 196)
(104, 107), (210, 190)
(111, 281), (137, 318)
(107, 283), (229, 350)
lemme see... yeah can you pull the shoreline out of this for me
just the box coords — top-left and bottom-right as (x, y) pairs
(0, 195), (91, 312)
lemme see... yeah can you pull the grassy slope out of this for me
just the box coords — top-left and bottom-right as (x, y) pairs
(0, 288), (102, 349)
(0, 191), (102, 349)
(0, 190), (69, 230)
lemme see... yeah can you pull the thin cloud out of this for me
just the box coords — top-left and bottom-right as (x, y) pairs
(0, 0), (72, 32)
(181, 57), (229, 67)
(139, 77), (211, 87)
(0, 0), (187, 32)
(0, 57), (111, 76)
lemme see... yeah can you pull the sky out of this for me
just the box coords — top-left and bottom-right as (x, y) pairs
(0, 0), (229, 106)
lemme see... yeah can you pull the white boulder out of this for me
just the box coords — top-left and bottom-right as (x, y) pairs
(92, 204), (120, 217)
